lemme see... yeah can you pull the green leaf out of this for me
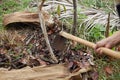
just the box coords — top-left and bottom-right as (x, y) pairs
(57, 5), (61, 16)
(62, 5), (66, 12)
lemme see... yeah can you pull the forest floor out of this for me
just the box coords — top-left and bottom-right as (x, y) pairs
(0, 0), (120, 80)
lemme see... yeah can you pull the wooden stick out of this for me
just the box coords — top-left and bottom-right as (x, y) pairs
(37, 0), (58, 63)
(59, 31), (120, 59)
(72, 0), (77, 35)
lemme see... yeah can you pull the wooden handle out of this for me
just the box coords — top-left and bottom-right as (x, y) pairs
(59, 31), (120, 59)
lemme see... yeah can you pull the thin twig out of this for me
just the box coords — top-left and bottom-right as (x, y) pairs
(37, 0), (58, 63)
(39, 0), (46, 11)
(105, 13), (110, 38)
(25, 35), (34, 45)
(71, 0), (77, 47)
(72, 0), (77, 35)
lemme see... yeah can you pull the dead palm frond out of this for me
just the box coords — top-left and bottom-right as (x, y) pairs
(36, 0), (119, 27)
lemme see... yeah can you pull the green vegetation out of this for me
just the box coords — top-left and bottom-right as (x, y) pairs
(0, 0), (31, 29)
(64, 0), (120, 80)
(79, 0), (114, 11)
(78, 0), (120, 80)
(95, 59), (120, 80)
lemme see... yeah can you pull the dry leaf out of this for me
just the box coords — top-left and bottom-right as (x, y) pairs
(104, 66), (113, 75)
(91, 71), (99, 80)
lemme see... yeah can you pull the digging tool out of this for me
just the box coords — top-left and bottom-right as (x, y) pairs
(58, 31), (120, 59)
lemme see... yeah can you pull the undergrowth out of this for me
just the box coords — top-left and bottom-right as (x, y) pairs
(78, 0), (120, 80)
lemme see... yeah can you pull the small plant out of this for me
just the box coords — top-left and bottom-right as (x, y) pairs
(86, 24), (106, 42)
(56, 4), (66, 17)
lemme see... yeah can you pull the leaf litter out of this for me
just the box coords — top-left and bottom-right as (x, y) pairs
(0, 24), (97, 80)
